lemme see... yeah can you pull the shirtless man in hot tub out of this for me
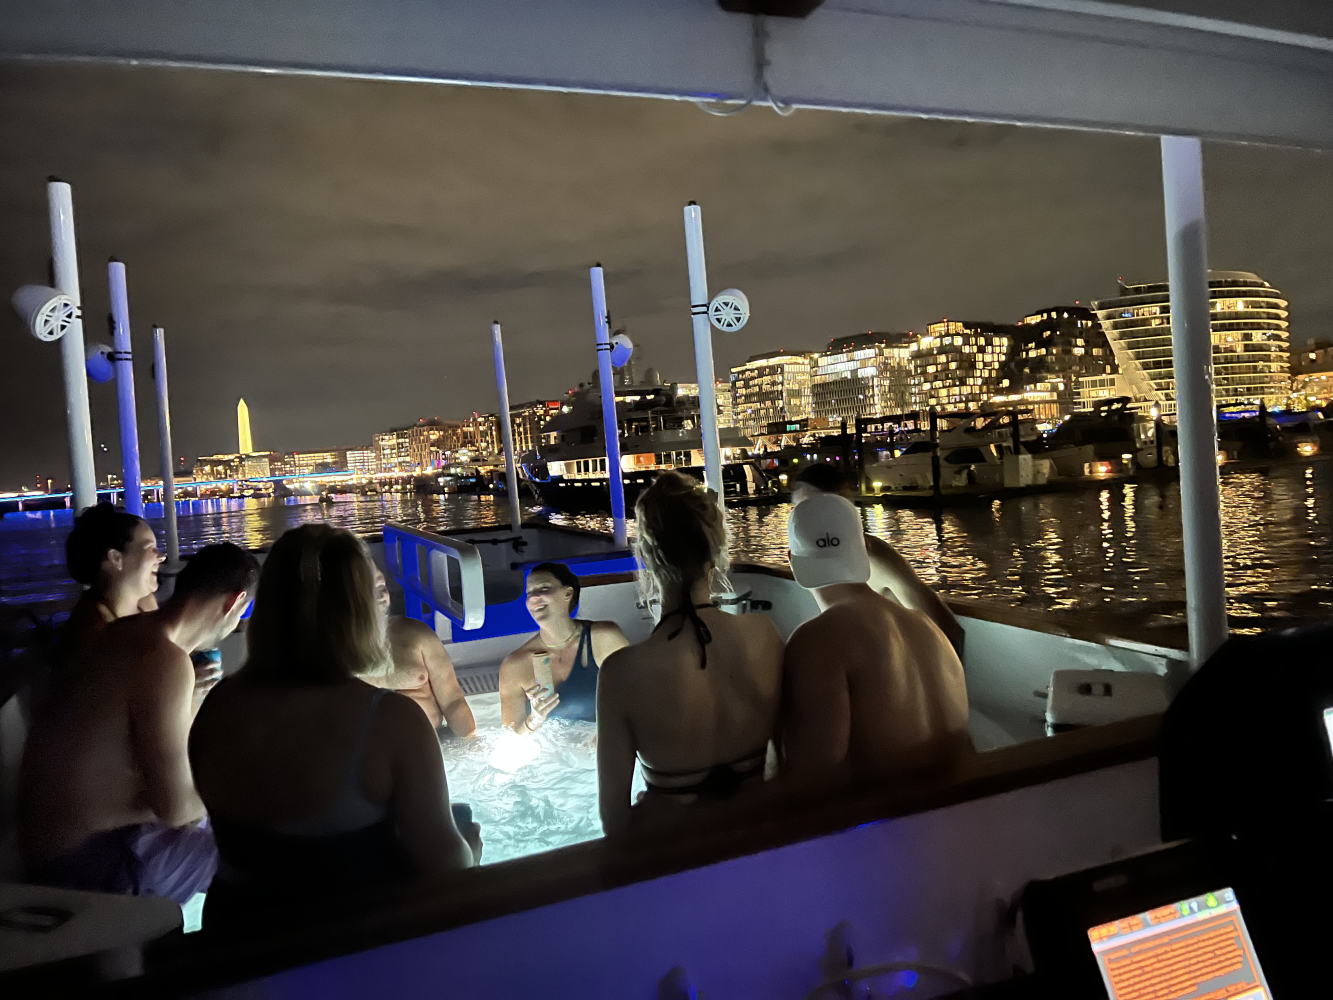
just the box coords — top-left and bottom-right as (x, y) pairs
(369, 569), (476, 736)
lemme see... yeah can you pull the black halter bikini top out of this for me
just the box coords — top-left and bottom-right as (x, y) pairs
(653, 602), (717, 669)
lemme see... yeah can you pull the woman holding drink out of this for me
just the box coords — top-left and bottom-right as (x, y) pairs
(499, 563), (629, 732)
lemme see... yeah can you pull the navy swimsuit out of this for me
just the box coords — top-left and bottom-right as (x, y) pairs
(547, 621), (599, 722)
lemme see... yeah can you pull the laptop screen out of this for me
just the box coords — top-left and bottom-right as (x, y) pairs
(1088, 887), (1271, 1000)
(1324, 706), (1333, 758)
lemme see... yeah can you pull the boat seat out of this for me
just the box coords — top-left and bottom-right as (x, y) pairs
(482, 570), (525, 606)
(1045, 669), (1170, 735)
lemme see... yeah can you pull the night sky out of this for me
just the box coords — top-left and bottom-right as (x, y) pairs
(2, 61), (1332, 490)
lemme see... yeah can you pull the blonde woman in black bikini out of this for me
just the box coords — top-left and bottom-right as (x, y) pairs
(596, 471), (784, 835)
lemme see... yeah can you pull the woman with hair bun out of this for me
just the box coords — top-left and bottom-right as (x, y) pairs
(63, 503), (164, 654)
(596, 471), (784, 835)
(499, 562), (628, 732)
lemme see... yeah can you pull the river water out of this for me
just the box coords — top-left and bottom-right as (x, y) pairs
(3, 458), (1332, 636)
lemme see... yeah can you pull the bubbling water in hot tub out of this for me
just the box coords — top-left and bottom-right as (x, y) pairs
(439, 693), (644, 864)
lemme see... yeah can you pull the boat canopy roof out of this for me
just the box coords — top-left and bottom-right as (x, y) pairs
(3, 1), (1333, 148)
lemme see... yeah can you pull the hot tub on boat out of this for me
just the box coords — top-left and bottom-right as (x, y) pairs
(375, 520), (1187, 754)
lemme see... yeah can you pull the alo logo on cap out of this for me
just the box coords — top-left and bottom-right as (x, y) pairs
(815, 533), (841, 549)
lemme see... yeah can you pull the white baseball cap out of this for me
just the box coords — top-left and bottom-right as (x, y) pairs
(787, 492), (870, 589)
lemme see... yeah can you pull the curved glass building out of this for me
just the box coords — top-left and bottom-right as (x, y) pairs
(1093, 271), (1290, 414)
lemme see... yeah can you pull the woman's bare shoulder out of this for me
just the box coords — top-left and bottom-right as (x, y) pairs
(498, 635), (542, 673)
(588, 620), (630, 649)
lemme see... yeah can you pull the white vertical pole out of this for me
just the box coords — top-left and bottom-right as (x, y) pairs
(152, 326), (181, 568)
(107, 260), (143, 516)
(47, 180), (97, 513)
(1161, 136), (1228, 668)
(491, 322), (524, 531)
(683, 203), (723, 506)
(589, 266), (627, 548)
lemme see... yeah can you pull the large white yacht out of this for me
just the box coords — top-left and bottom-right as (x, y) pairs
(521, 374), (772, 509)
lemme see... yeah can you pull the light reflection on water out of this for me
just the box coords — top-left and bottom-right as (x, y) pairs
(4, 461), (1333, 633)
(440, 699), (604, 865)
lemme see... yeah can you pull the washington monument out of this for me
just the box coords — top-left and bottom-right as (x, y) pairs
(237, 398), (253, 454)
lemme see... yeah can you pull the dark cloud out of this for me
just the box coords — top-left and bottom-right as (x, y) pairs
(1, 61), (1332, 489)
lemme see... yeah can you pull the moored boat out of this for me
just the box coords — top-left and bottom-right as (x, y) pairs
(521, 375), (774, 510)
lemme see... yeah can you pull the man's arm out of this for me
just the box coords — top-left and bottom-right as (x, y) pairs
(128, 645), (206, 828)
(780, 621), (853, 784)
(595, 651), (637, 836)
(864, 534), (965, 657)
(420, 635), (476, 737)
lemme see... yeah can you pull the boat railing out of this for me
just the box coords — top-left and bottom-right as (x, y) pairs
(383, 521), (487, 632)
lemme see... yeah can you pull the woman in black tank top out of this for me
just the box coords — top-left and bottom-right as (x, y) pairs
(190, 525), (479, 934)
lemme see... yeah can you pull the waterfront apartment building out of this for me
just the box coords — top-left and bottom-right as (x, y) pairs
(194, 452), (277, 482)
(461, 412), (501, 459)
(1093, 272), (1291, 414)
(730, 350), (814, 436)
(372, 418), (463, 473)
(1075, 373), (1134, 410)
(510, 400), (561, 456)
(909, 321), (1014, 409)
(373, 428), (413, 473)
(345, 447), (376, 475)
(811, 332), (913, 421)
(1008, 306), (1115, 418)
(1291, 340), (1333, 403)
(273, 449), (346, 476)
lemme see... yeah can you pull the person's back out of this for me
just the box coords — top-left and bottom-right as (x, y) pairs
(19, 543), (258, 904)
(22, 615), (183, 865)
(781, 493), (969, 783)
(191, 675), (439, 895)
(189, 525), (477, 931)
(597, 471), (784, 835)
(600, 605), (783, 814)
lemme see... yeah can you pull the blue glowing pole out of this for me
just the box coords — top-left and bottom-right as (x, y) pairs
(107, 259), (143, 516)
(590, 266), (627, 548)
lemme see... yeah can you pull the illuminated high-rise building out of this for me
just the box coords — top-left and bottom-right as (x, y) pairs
(729, 350), (815, 435)
(909, 321), (1014, 408)
(811, 332), (913, 421)
(237, 398), (253, 454)
(1007, 306), (1114, 418)
(1093, 272), (1291, 414)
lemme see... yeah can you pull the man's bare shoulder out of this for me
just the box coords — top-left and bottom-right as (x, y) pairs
(389, 616), (441, 646)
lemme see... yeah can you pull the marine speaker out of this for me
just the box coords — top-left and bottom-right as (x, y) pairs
(11, 285), (77, 343)
(85, 342), (115, 383)
(708, 288), (749, 332)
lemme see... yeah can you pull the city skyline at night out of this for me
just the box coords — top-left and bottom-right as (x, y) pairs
(4, 62), (1333, 489)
